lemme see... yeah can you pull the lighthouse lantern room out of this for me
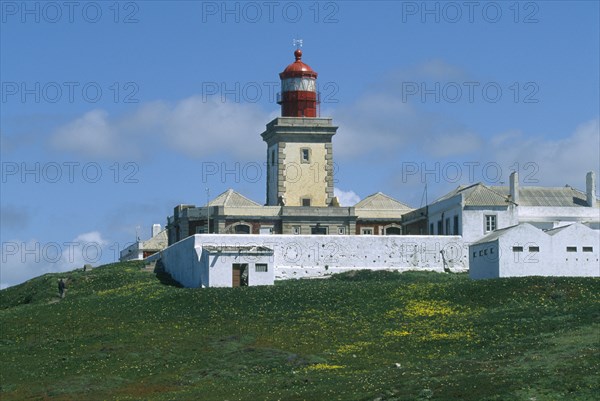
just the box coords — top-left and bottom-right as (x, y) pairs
(278, 49), (320, 117)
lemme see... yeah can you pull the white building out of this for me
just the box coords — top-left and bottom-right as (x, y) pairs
(149, 235), (275, 288)
(120, 224), (168, 261)
(404, 171), (599, 244)
(469, 222), (600, 279)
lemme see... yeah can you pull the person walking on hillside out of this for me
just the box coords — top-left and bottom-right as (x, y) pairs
(58, 278), (66, 298)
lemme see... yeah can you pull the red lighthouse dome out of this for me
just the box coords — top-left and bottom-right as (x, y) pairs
(278, 49), (319, 117)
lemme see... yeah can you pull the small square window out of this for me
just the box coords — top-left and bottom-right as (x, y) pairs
(566, 246), (577, 252)
(583, 247), (593, 252)
(529, 246), (539, 252)
(292, 226), (301, 235)
(302, 198), (311, 207)
(338, 227), (346, 235)
(255, 264), (268, 272)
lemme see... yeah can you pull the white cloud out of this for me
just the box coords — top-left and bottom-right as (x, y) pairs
(331, 60), (482, 160)
(0, 231), (109, 289)
(488, 118), (600, 188)
(49, 60), (478, 163)
(51, 110), (129, 159)
(334, 188), (361, 206)
(331, 93), (418, 157)
(50, 97), (270, 161)
(165, 96), (267, 159)
(332, 95), (484, 160)
(424, 129), (483, 158)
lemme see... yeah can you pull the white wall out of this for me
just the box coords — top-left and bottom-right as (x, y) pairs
(469, 240), (500, 280)
(462, 207), (518, 244)
(193, 234), (468, 279)
(470, 223), (599, 279)
(155, 235), (203, 287)
(550, 224), (600, 277)
(496, 225), (551, 278)
(247, 259), (275, 286)
(518, 206), (600, 228)
(205, 252), (274, 287)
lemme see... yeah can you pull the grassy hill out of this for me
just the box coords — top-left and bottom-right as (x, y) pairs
(1, 262), (598, 400)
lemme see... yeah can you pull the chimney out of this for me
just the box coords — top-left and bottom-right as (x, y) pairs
(586, 171), (597, 207)
(509, 171), (519, 204)
(152, 224), (162, 237)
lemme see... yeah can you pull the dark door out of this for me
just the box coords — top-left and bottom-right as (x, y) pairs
(232, 264), (248, 287)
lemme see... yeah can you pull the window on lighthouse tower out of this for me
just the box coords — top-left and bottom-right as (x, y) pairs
(301, 148), (310, 163)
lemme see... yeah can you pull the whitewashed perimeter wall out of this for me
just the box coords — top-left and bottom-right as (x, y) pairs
(191, 234), (467, 279)
(147, 236), (203, 287)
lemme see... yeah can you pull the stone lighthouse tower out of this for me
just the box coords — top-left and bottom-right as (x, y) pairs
(262, 49), (338, 207)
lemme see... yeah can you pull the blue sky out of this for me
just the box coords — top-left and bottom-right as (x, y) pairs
(1, 1), (599, 288)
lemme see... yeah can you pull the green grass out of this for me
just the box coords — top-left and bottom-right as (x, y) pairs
(1, 262), (598, 400)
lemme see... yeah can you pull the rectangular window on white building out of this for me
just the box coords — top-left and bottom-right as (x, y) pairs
(583, 247), (593, 252)
(485, 215), (497, 232)
(529, 246), (540, 252)
(255, 264), (268, 272)
(513, 246), (524, 252)
(566, 246), (577, 252)
(453, 215), (459, 235)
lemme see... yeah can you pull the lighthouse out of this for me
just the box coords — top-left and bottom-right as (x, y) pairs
(262, 49), (338, 208)
(277, 49), (319, 117)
